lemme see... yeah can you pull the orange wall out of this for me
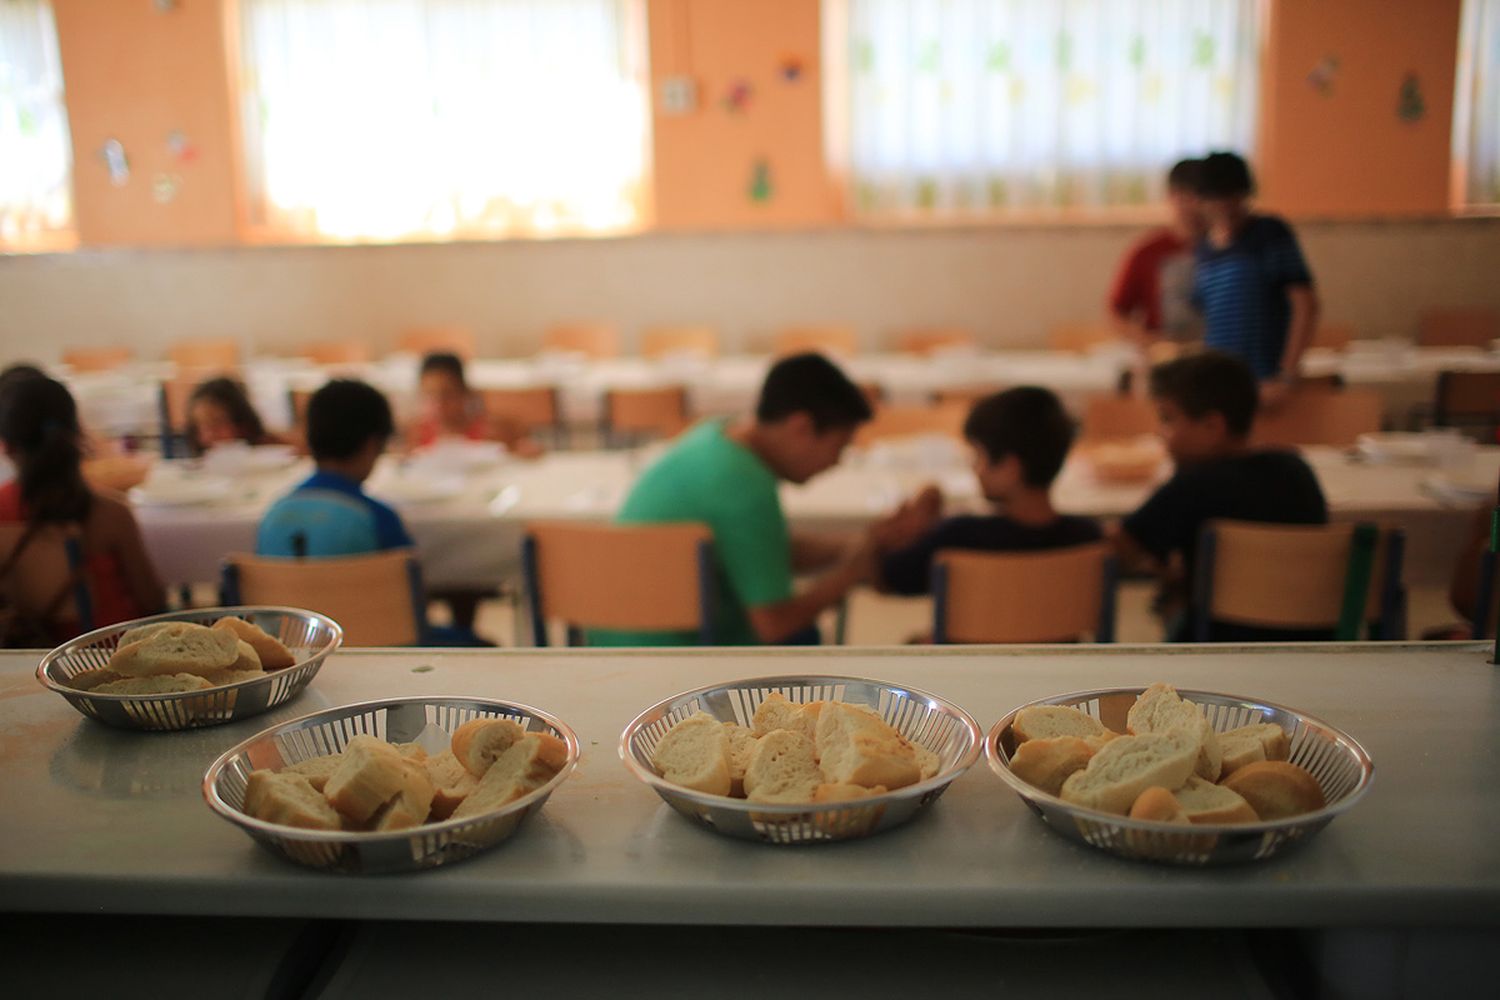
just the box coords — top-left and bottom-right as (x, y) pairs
(1259, 0), (1461, 216)
(51, 0), (240, 246)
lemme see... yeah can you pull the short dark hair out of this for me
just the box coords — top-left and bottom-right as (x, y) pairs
(306, 379), (395, 461)
(0, 375), (91, 525)
(0, 363), (46, 397)
(419, 352), (467, 387)
(1167, 158), (1203, 192)
(1195, 151), (1255, 199)
(1149, 352), (1259, 438)
(186, 376), (266, 456)
(963, 387), (1076, 487)
(755, 353), (873, 431)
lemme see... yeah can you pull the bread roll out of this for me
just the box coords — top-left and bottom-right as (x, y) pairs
(1126, 682), (1223, 781)
(450, 717), (528, 777)
(1012, 705), (1117, 748)
(814, 702), (920, 791)
(368, 760), (436, 832)
(1128, 786), (1191, 824)
(323, 736), (419, 823)
(212, 616), (296, 669)
(723, 722), (759, 797)
(1170, 775), (1259, 824)
(393, 742), (428, 762)
(108, 623), (240, 678)
(650, 712), (731, 796)
(909, 741), (942, 781)
(424, 750), (479, 820)
(94, 673), (213, 695)
(284, 752), (343, 792)
(65, 668), (122, 692)
(1059, 729), (1200, 815)
(199, 667), (267, 688)
(243, 770), (342, 830)
(1008, 736), (1096, 797)
(117, 620), (194, 650)
(1220, 761), (1325, 820)
(811, 782), (888, 803)
(743, 730), (823, 804)
(1218, 723), (1292, 777)
(751, 693), (823, 740)
(450, 733), (568, 820)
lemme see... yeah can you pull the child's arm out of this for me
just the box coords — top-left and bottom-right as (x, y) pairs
(1278, 284), (1320, 379)
(95, 494), (167, 614)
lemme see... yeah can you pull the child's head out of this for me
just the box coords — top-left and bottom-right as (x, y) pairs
(962, 387), (1075, 502)
(1194, 151), (1255, 230)
(306, 379), (395, 482)
(418, 352), (471, 430)
(754, 353), (873, 483)
(186, 377), (266, 455)
(1148, 352), (1258, 463)
(1166, 158), (1205, 236)
(0, 375), (91, 524)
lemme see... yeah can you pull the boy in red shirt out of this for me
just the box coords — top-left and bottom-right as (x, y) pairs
(1108, 159), (1206, 349)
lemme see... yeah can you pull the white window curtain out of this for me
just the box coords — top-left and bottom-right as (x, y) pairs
(0, 0), (72, 244)
(828, 0), (1262, 216)
(238, 0), (650, 242)
(1454, 0), (1500, 208)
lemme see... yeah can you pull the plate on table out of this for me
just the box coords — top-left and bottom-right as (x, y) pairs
(371, 475), (465, 507)
(129, 475), (234, 507)
(1422, 470), (1495, 505)
(201, 443), (298, 475)
(408, 440), (508, 474)
(1355, 432), (1456, 465)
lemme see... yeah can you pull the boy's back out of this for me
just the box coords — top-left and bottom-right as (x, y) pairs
(881, 513), (1102, 596)
(257, 469), (411, 557)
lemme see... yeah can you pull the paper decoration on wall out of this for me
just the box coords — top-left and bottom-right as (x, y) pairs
(153, 0), (179, 12)
(152, 173), (183, 204)
(778, 56), (804, 83)
(98, 138), (130, 186)
(166, 130), (199, 164)
(748, 159), (773, 203)
(1398, 73), (1426, 122)
(1306, 55), (1339, 96)
(723, 80), (753, 114)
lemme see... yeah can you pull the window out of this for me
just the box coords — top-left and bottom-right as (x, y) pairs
(826, 0), (1262, 217)
(1454, 0), (1500, 209)
(237, 0), (650, 242)
(0, 0), (72, 247)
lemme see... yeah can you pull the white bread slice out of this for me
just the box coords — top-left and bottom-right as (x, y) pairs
(743, 730), (823, 804)
(116, 620), (194, 650)
(910, 741), (941, 781)
(243, 769), (342, 830)
(1008, 736), (1096, 797)
(812, 782), (888, 803)
(723, 722), (759, 797)
(323, 736), (415, 823)
(368, 759), (436, 832)
(66, 668), (123, 691)
(229, 640), (262, 673)
(1218, 723), (1291, 777)
(199, 666), (267, 688)
(751, 693), (823, 740)
(1220, 761), (1325, 820)
(450, 733), (569, 820)
(94, 673), (213, 695)
(1012, 705), (1118, 748)
(213, 616), (296, 669)
(1126, 682), (1223, 781)
(1170, 775), (1259, 824)
(650, 712), (731, 796)
(393, 742), (428, 762)
(284, 753), (343, 792)
(1129, 786), (1191, 824)
(108, 623), (240, 678)
(424, 750), (479, 820)
(814, 702), (921, 791)
(1059, 729), (1200, 815)
(450, 717), (527, 777)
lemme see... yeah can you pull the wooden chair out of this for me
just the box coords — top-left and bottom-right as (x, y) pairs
(892, 327), (976, 356)
(1433, 371), (1500, 437)
(1312, 323), (1356, 352)
(1250, 387), (1384, 448)
(398, 326), (478, 360)
(1417, 308), (1500, 348)
(522, 522), (716, 646)
(602, 386), (689, 445)
(479, 386), (562, 435)
(542, 323), (620, 359)
(159, 369), (240, 457)
(62, 347), (133, 373)
(221, 550), (426, 646)
(1048, 323), (1115, 354)
(1081, 394), (1158, 444)
(0, 523), (92, 643)
(299, 340), (372, 366)
(855, 403), (967, 445)
(1192, 521), (1406, 642)
(640, 325), (719, 360)
(931, 543), (1116, 644)
(772, 325), (859, 358)
(169, 337), (240, 371)
(932, 385), (1004, 407)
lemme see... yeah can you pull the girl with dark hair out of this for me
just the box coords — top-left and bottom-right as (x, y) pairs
(0, 377), (164, 638)
(185, 377), (279, 456)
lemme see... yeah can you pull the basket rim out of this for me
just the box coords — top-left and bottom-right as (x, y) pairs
(35, 606), (344, 703)
(200, 694), (581, 843)
(617, 673), (984, 814)
(984, 685), (1376, 835)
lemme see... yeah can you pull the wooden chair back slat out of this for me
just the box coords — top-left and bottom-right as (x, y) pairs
(933, 542), (1114, 643)
(223, 550), (423, 646)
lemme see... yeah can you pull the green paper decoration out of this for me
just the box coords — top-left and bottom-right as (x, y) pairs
(986, 42), (1011, 73)
(855, 39), (874, 74)
(1057, 32), (1073, 71)
(1128, 36), (1146, 69)
(1192, 33), (1215, 68)
(17, 107), (37, 136)
(749, 159), (773, 203)
(987, 178), (1009, 207)
(917, 40), (941, 73)
(1398, 73), (1425, 122)
(916, 178), (938, 210)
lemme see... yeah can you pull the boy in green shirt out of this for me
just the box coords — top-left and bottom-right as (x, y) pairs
(589, 353), (879, 646)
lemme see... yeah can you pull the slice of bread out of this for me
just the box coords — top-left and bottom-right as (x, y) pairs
(1008, 736), (1096, 797)
(228, 640), (262, 673)
(199, 667), (267, 688)
(116, 620), (193, 650)
(1125, 682), (1223, 781)
(393, 742), (428, 762)
(243, 769), (342, 831)
(213, 616), (296, 669)
(367, 760), (436, 832)
(1220, 761), (1325, 820)
(284, 753), (343, 792)
(1012, 705), (1118, 748)
(323, 736), (417, 823)
(450, 733), (569, 820)
(650, 712), (731, 796)
(751, 693), (823, 740)
(811, 782), (888, 803)
(1218, 723), (1291, 777)
(108, 622), (240, 678)
(1128, 786), (1191, 824)
(743, 730), (823, 804)
(909, 741), (941, 781)
(814, 702), (921, 790)
(94, 673), (213, 695)
(66, 668), (123, 691)
(450, 717), (527, 777)
(1171, 775), (1260, 824)
(424, 750), (479, 820)
(1059, 729), (1200, 815)
(723, 722), (759, 797)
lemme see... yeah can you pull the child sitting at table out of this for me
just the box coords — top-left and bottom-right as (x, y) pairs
(408, 352), (541, 458)
(876, 387), (1102, 595)
(185, 377), (284, 457)
(1113, 351), (1328, 641)
(0, 376), (165, 642)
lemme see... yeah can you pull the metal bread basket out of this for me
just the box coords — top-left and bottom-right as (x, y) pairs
(203, 696), (580, 874)
(986, 687), (1375, 866)
(36, 607), (341, 732)
(620, 675), (982, 845)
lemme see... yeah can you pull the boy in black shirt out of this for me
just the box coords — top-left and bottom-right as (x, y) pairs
(1116, 352), (1328, 641)
(878, 387), (1101, 595)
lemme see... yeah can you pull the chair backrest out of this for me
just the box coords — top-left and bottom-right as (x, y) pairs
(300, 340), (371, 366)
(1250, 387), (1384, 447)
(640, 325), (719, 360)
(1434, 371), (1500, 426)
(399, 326), (477, 360)
(1048, 323), (1115, 354)
(523, 521), (715, 644)
(62, 347), (133, 373)
(221, 550), (424, 646)
(854, 402), (967, 445)
(772, 325), (858, 358)
(543, 323), (620, 359)
(603, 386), (689, 440)
(0, 523), (90, 638)
(1081, 394), (1158, 443)
(892, 327), (976, 356)
(1193, 520), (1404, 639)
(480, 387), (561, 433)
(1312, 323), (1356, 351)
(169, 337), (240, 371)
(1417, 307), (1500, 348)
(932, 543), (1116, 644)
